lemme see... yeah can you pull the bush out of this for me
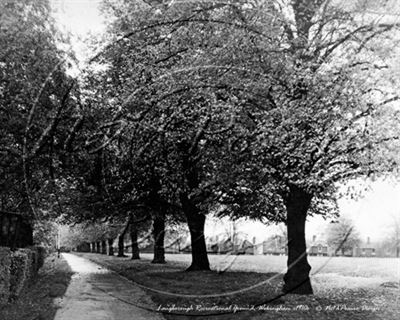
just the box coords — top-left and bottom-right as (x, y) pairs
(36, 246), (46, 270)
(26, 246), (46, 273)
(1, 246), (46, 303)
(9, 251), (30, 300)
(0, 247), (11, 305)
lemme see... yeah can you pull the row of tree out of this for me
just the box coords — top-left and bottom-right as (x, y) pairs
(2, 0), (400, 295)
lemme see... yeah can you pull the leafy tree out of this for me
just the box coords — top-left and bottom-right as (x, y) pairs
(383, 214), (400, 257)
(176, 0), (400, 293)
(235, 0), (400, 294)
(90, 0), (287, 271)
(60, 0), (400, 296)
(0, 0), (78, 246)
(326, 217), (361, 255)
(33, 220), (57, 249)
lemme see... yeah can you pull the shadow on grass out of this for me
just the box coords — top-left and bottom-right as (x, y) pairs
(75, 253), (286, 316)
(75, 253), (399, 320)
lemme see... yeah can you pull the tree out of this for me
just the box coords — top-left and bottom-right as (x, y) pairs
(91, 0), (285, 271)
(63, 0), (399, 295)
(383, 214), (400, 257)
(117, 216), (130, 257)
(326, 217), (361, 255)
(0, 0), (78, 247)
(180, 0), (400, 293)
(33, 220), (58, 249)
(59, 222), (120, 253)
(241, 0), (400, 294)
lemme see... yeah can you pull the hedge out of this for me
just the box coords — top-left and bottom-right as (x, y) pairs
(0, 246), (46, 305)
(9, 250), (30, 300)
(0, 247), (11, 305)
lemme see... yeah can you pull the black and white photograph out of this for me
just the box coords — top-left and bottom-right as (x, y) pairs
(1, 0), (399, 319)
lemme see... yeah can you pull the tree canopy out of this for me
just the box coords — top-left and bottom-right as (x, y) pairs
(0, 0), (78, 225)
(326, 217), (361, 255)
(2, 0), (400, 296)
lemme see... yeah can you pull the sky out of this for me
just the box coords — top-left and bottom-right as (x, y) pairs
(50, 0), (400, 243)
(51, 0), (106, 68)
(206, 179), (400, 243)
(51, 0), (105, 36)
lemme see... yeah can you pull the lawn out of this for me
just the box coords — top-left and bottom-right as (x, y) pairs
(75, 252), (399, 320)
(155, 253), (399, 279)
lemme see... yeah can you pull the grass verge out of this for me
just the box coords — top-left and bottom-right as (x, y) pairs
(75, 252), (400, 320)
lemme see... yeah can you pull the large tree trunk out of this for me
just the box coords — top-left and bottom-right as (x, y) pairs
(108, 238), (114, 256)
(96, 241), (101, 253)
(152, 211), (166, 264)
(117, 217), (130, 257)
(101, 240), (107, 254)
(180, 193), (210, 271)
(282, 185), (313, 295)
(130, 217), (140, 260)
(117, 234), (126, 257)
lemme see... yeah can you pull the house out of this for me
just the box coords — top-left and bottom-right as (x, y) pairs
(206, 235), (220, 254)
(375, 240), (400, 257)
(354, 247), (376, 257)
(262, 235), (287, 255)
(337, 248), (354, 257)
(236, 239), (254, 255)
(353, 237), (376, 257)
(309, 243), (329, 256)
(308, 235), (328, 256)
(217, 237), (234, 254)
(165, 236), (187, 253)
(205, 235), (256, 255)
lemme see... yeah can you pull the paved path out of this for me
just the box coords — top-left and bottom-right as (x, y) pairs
(54, 253), (165, 320)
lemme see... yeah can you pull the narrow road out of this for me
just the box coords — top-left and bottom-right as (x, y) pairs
(54, 253), (165, 320)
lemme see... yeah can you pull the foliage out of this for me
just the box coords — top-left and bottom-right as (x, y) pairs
(0, 247), (11, 305)
(0, 252), (72, 320)
(56, 1), (400, 276)
(33, 220), (57, 249)
(9, 248), (44, 300)
(95, 0), (400, 222)
(2, 0), (396, 287)
(326, 217), (361, 253)
(0, 0), (78, 224)
(60, 223), (109, 249)
(82, 1), (285, 223)
(382, 214), (400, 257)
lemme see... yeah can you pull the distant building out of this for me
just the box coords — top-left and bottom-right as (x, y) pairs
(205, 235), (256, 255)
(375, 240), (400, 257)
(353, 237), (376, 257)
(308, 235), (328, 256)
(164, 237), (186, 253)
(262, 235), (287, 255)
(309, 243), (329, 256)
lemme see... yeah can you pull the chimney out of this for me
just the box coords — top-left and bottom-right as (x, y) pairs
(367, 237), (370, 245)
(312, 235), (316, 242)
